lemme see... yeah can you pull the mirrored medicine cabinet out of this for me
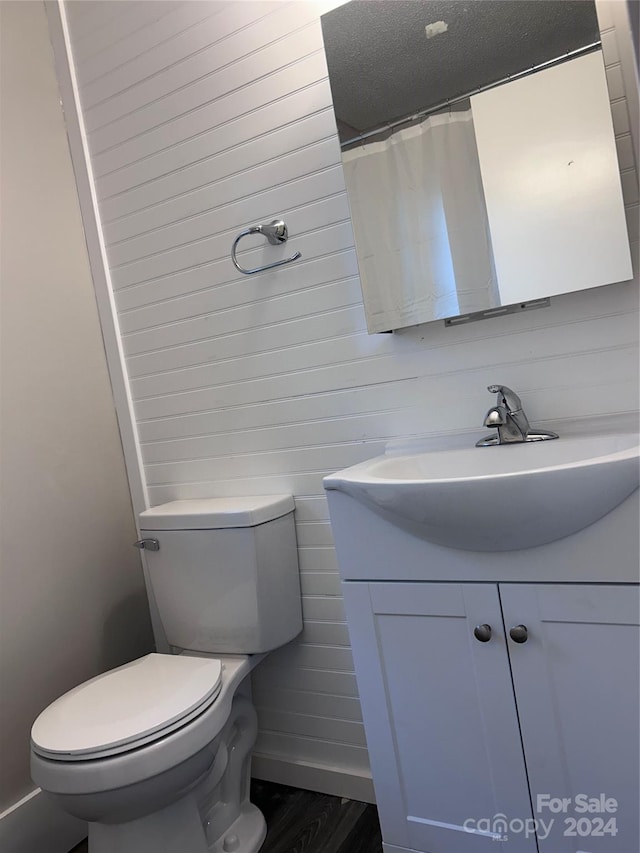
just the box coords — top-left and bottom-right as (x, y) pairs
(320, 0), (636, 333)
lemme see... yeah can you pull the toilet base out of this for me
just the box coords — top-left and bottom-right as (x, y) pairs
(88, 797), (266, 853)
(88, 791), (209, 853)
(208, 803), (266, 853)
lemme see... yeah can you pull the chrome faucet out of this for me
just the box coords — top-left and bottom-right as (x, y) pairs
(476, 385), (559, 446)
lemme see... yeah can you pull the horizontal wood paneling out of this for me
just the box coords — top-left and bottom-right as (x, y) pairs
(130, 339), (637, 424)
(598, 7), (639, 262)
(292, 497), (331, 523)
(297, 621), (351, 646)
(136, 377), (415, 443)
(101, 92), (335, 233)
(252, 686), (362, 721)
(268, 642), (354, 672)
(84, 9), (322, 140)
(254, 731), (370, 774)
(252, 663), (359, 698)
(299, 550), (339, 573)
(255, 709), (367, 747)
(94, 52), (330, 184)
(64, 0), (639, 793)
(294, 523), (336, 548)
(299, 572), (342, 596)
(69, 1), (180, 62)
(128, 312), (637, 401)
(75, 2), (235, 90)
(89, 22), (326, 154)
(301, 596), (346, 624)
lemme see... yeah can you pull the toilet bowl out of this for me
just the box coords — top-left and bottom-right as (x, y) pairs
(32, 654), (263, 853)
(31, 497), (302, 853)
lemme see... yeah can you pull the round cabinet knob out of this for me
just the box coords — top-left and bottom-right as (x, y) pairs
(509, 624), (528, 643)
(473, 624), (492, 642)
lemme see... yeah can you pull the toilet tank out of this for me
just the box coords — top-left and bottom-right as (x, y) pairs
(138, 497), (302, 654)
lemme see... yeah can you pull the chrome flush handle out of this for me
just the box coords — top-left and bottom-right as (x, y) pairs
(133, 538), (160, 551)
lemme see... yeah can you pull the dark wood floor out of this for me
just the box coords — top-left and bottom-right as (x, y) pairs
(69, 779), (383, 852)
(251, 780), (383, 853)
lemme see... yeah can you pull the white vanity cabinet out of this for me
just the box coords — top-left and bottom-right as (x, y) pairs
(325, 429), (639, 853)
(343, 580), (639, 853)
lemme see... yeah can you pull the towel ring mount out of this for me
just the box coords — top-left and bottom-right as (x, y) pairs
(231, 219), (302, 275)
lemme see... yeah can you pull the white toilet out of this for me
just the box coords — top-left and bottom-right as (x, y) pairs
(30, 496), (302, 853)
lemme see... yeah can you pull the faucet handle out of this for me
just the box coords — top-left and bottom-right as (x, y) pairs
(484, 408), (507, 427)
(487, 384), (522, 414)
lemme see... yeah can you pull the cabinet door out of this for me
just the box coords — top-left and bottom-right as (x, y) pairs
(343, 582), (536, 852)
(501, 584), (640, 853)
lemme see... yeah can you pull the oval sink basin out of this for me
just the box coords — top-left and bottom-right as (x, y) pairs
(324, 427), (639, 551)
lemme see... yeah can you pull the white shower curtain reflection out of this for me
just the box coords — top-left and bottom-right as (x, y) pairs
(342, 111), (498, 332)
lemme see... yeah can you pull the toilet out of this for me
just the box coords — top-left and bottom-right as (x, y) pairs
(30, 496), (302, 853)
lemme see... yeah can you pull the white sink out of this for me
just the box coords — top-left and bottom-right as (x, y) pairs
(324, 422), (639, 551)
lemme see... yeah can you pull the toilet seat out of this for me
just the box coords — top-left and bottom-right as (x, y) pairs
(31, 654), (223, 761)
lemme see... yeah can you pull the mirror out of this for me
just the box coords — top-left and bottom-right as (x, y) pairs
(321, 0), (634, 333)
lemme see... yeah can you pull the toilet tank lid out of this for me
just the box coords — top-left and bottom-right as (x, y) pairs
(139, 496), (294, 530)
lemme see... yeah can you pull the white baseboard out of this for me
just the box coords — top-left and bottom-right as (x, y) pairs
(251, 753), (376, 804)
(0, 788), (86, 853)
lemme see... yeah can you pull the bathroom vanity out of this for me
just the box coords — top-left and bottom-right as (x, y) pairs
(325, 420), (639, 853)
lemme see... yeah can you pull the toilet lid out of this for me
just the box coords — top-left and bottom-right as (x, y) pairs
(31, 654), (222, 760)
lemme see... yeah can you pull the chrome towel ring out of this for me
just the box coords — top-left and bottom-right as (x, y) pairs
(231, 219), (302, 275)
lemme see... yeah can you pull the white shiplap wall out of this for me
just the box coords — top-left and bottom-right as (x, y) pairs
(59, 0), (639, 800)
